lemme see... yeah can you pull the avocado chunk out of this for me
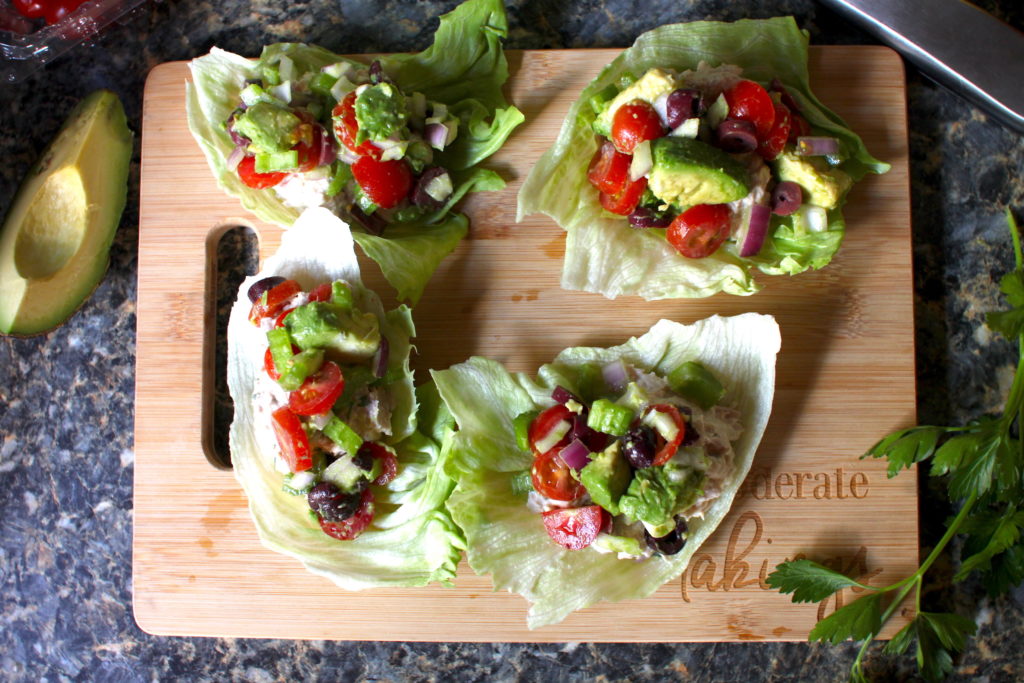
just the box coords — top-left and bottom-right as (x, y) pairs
(579, 441), (633, 515)
(593, 68), (678, 137)
(647, 136), (750, 207)
(285, 300), (382, 361)
(233, 101), (299, 154)
(772, 151), (852, 209)
(0, 90), (132, 336)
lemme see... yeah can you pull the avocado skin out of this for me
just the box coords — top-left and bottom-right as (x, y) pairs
(0, 90), (132, 336)
(648, 136), (749, 208)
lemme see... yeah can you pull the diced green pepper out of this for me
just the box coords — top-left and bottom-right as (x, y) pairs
(667, 361), (725, 410)
(587, 398), (635, 437)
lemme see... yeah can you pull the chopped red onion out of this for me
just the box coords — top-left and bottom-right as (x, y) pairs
(226, 146), (245, 172)
(558, 438), (591, 471)
(315, 125), (336, 166)
(796, 136), (840, 157)
(373, 337), (390, 378)
(737, 204), (772, 257)
(337, 147), (360, 165)
(602, 359), (629, 393)
(425, 122), (451, 150)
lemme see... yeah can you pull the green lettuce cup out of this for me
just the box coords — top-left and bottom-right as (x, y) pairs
(432, 314), (781, 627)
(228, 208), (463, 588)
(188, 0), (523, 304)
(518, 16), (889, 300)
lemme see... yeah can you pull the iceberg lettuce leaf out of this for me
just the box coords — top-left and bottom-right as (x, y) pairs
(432, 314), (781, 627)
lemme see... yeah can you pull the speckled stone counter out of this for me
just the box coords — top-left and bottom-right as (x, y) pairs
(2, 1), (1023, 680)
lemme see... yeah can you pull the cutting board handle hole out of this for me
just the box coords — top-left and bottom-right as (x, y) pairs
(202, 224), (260, 469)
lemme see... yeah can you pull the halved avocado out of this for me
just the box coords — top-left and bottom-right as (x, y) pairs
(0, 90), (132, 336)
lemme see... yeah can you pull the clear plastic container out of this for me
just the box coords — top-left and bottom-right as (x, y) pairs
(0, 0), (148, 83)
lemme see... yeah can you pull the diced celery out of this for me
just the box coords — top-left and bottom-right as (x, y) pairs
(323, 417), (364, 456)
(255, 150), (298, 173)
(512, 410), (539, 452)
(667, 361), (725, 410)
(587, 398), (635, 437)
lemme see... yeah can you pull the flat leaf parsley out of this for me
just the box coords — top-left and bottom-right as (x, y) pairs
(767, 208), (1024, 681)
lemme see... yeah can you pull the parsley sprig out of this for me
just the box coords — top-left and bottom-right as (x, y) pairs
(767, 209), (1024, 681)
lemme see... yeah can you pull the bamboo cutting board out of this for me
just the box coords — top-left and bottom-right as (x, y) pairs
(134, 46), (914, 641)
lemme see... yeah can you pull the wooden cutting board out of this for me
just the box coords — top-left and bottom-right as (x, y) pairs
(134, 46), (914, 641)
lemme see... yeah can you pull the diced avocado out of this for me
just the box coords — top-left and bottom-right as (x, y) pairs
(648, 136), (750, 207)
(616, 381), (653, 413)
(0, 90), (131, 336)
(233, 101), (300, 154)
(355, 82), (408, 143)
(667, 361), (725, 410)
(619, 462), (703, 531)
(593, 68), (678, 136)
(285, 301), (381, 360)
(579, 441), (633, 515)
(772, 151), (852, 209)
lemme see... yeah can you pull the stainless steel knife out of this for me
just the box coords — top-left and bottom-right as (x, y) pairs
(818, 0), (1024, 134)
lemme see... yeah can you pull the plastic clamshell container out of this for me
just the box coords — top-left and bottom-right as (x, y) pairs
(0, 0), (148, 83)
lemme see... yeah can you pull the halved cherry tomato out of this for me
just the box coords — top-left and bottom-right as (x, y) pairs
(528, 404), (572, 456)
(271, 406), (312, 472)
(249, 278), (302, 324)
(288, 361), (345, 416)
(724, 80), (775, 140)
(358, 441), (399, 486)
(666, 204), (731, 259)
(758, 100), (792, 160)
(332, 92), (382, 159)
(351, 155), (412, 209)
(319, 489), (375, 540)
(12, 0), (46, 19)
(293, 140), (320, 173)
(236, 155), (287, 189)
(307, 282), (333, 302)
(542, 505), (607, 550)
(611, 100), (664, 154)
(531, 448), (583, 501)
(599, 176), (647, 216)
(788, 112), (812, 144)
(587, 139), (632, 196)
(644, 403), (686, 466)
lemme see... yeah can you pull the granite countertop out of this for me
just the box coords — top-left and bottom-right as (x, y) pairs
(2, 0), (1023, 680)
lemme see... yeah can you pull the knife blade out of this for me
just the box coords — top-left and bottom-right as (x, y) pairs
(818, 0), (1024, 134)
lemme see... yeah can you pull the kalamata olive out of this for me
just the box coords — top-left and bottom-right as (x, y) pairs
(628, 206), (673, 229)
(645, 517), (689, 555)
(622, 424), (657, 469)
(246, 276), (286, 303)
(412, 166), (451, 210)
(352, 444), (375, 473)
(349, 206), (387, 235)
(307, 481), (362, 522)
(771, 181), (803, 216)
(572, 414), (609, 452)
(665, 89), (702, 129)
(716, 119), (758, 153)
(368, 60), (389, 84)
(681, 422), (699, 447)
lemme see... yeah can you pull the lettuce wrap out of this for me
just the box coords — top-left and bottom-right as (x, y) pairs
(188, 0), (524, 305)
(228, 207), (463, 588)
(517, 16), (890, 300)
(431, 314), (781, 627)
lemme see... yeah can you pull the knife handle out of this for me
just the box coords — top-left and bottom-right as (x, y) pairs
(819, 0), (1024, 134)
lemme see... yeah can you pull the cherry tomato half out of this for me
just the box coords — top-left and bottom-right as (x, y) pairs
(542, 505), (607, 550)
(666, 204), (732, 259)
(236, 155), (287, 189)
(531, 448), (583, 502)
(271, 406), (313, 472)
(288, 361), (345, 416)
(600, 176), (647, 216)
(12, 0), (46, 20)
(43, 0), (85, 24)
(757, 100), (792, 161)
(611, 100), (664, 154)
(587, 139), (632, 196)
(359, 441), (399, 486)
(645, 403), (686, 466)
(307, 282), (333, 303)
(249, 278), (302, 325)
(351, 155), (413, 210)
(724, 80), (776, 140)
(319, 489), (375, 540)
(332, 92), (382, 159)
(528, 404), (572, 456)
(788, 112), (812, 144)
